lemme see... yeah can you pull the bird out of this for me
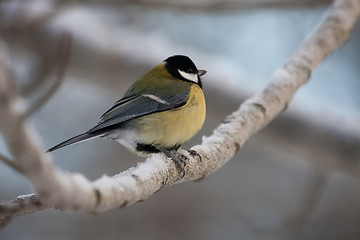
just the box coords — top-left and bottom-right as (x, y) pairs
(47, 55), (206, 176)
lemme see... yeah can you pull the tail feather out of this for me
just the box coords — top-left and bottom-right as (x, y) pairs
(47, 131), (101, 152)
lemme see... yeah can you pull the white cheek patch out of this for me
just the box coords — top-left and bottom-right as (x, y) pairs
(178, 69), (199, 83)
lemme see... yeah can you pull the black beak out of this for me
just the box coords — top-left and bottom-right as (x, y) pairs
(198, 70), (207, 76)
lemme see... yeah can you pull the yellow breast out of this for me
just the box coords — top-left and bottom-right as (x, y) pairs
(135, 84), (206, 149)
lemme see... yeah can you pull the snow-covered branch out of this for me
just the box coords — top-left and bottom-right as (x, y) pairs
(0, 194), (46, 229)
(0, 0), (359, 228)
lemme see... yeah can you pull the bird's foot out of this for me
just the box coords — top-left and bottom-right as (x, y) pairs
(156, 147), (186, 178)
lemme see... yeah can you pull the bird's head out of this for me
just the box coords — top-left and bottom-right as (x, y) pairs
(164, 55), (206, 88)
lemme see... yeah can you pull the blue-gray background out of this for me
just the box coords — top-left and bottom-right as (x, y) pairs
(0, 1), (359, 239)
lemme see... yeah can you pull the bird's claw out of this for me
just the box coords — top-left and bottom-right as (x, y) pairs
(171, 156), (186, 178)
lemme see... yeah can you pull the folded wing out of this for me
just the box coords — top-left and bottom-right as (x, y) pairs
(47, 91), (189, 152)
(94, 92), (189, 131)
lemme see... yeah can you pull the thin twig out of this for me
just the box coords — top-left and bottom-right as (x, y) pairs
(0, 0), (58, 98)
(23, 33), (71, 118)
(0, 153), (21, 173)
(0, 216), (13, 229)
(20, 66), (52, 98)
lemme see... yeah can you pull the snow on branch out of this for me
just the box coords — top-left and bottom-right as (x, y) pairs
(0, 0), (359, 228)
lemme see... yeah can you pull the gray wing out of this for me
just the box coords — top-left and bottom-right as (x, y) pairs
(90, 91), (189, 132)
(46, 91), (189, 152)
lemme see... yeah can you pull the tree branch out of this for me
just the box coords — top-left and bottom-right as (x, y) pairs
(0, 194), (47, 228)
(0, 0), (359, 227)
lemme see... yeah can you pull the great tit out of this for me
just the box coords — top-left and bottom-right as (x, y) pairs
(47, 55), (206, 175)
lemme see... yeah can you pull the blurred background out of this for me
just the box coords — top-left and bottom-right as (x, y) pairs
(0, 0), (359, 239)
